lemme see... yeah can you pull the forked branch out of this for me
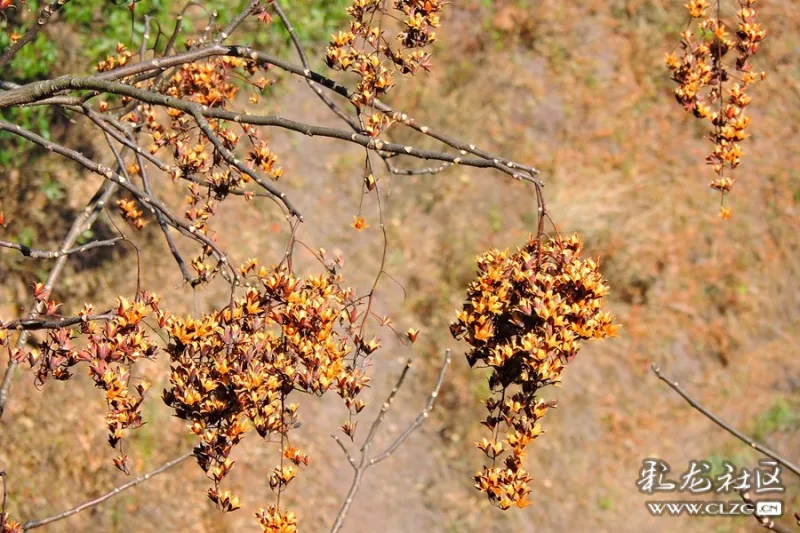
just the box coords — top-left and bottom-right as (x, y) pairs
(330, 349), (452, 533)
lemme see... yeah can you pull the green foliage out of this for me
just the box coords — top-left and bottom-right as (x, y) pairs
(260, 0), (351, 48)
(0, 106), (52, 167)
(40, 175), (65, 201)
(0, 32), (58, 81)
(750, 397), (798, 442)
(16, 225), (36, 249)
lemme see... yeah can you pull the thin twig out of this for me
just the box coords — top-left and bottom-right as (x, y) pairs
(2, 312), (114, 331)
(214, 0), (259, 43)
(330, 349), (451, 533)
(271, 0), (362, 131)
(0, 237), (122, 259)
(0, 121), (240, 286)
(651, 363), (800, 477)
(22, 452), (193, 531)
(370, 350), (451, 465)
(362, 358), (413, 449)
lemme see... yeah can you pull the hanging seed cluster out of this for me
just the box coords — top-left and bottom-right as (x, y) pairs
(4, 292), (162, 476)
(666, 0), (766, 218)
(326, 0), (444, 135)
(162, 262), (374, 528)
(451, 234), (619, 509)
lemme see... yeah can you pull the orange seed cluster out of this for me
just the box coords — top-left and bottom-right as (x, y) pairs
(326, 0), (443, 112)
(666, 0), (766, 216)
(116, 197), (147, 230)
(162, 262), (372, 526)
(11, 294), (162, 473)
(96, 43), (133, 73)
(451, 234), (619, 509)
(0, 512), (21, 533)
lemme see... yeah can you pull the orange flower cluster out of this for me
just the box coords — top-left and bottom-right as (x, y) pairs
(116, 197), (147, 230)
(162, 261), (372, 526)
(96, 42), (132, 73)
(256, 505), (297, 533)
(451, 234), (618, 509)
(326, 0), (443, 109)
(12, 294), (162, 473)
(666, 0), (766, 215)
(248, 140), (283, 180)
(0, 513), (21, 533)
(164, 57), (255, 108)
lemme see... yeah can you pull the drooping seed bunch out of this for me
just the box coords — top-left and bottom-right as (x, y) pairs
(0, 512), (21, 533)
(326, 0), (444, 129)
(1, 260), (377, 530)
(162, 261), (375, 528)
(116, 197), (147, 230)
(3, 292), (162, 475)
(114, 51), (280, 284)
(451, 234), (619, 509)
(666, 0), (766, 218)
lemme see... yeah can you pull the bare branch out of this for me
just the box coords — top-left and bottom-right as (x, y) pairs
(0, 45), (541, 185)
(0, 237), (122, 259)
(2, 312), (114, 331)
(386, 161), (452, 176)
(330, 350), (451, 533)
(651, 363), (800, 478)
(22, 452), (193, 531)
(10, 74), (539, 187)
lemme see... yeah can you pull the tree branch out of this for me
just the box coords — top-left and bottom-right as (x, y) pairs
(22, 451), (193, 531)
(0, 0), (71, 69)
(330, 349), (451, 533)
(2, 312), (114, 331)
(651, 363), (800, 478)
(0, 237), (122, 259)
(0, 45), (541, 185)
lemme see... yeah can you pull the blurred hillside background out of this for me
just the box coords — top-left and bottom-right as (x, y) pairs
(0, 0), (798, 532)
